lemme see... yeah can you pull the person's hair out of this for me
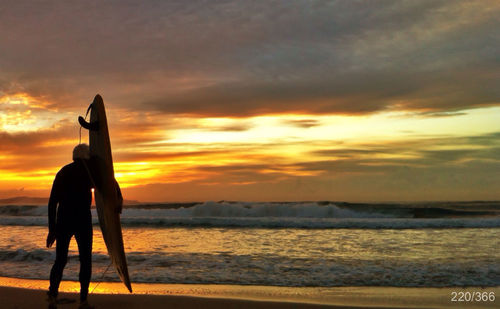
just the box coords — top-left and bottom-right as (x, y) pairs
(73, 144), (90, 160)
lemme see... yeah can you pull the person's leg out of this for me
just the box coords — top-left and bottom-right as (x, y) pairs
(75, 225), (93, 302)
(49, 232), (72, 297)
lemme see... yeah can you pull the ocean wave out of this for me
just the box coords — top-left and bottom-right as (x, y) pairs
(1, 201), (498, 229)
(0, 202), (384, 218)
(0, 205), (47, 216)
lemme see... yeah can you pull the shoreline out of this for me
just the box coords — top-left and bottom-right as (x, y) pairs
(1, 277), (498, 308)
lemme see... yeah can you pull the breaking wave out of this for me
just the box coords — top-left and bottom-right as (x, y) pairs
(1, 201), (498, 229)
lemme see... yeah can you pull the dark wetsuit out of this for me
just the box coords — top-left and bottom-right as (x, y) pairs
(48, 159), (94, 301)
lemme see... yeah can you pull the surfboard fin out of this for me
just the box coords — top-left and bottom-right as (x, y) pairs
(78, 116), (100, 131)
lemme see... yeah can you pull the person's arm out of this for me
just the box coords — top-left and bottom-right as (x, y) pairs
(46, 172), (61, 248)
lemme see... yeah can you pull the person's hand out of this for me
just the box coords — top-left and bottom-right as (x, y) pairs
(46, 232), (56, 248)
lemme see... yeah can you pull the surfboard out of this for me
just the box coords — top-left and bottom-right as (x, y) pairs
(79, 94), (132, 292)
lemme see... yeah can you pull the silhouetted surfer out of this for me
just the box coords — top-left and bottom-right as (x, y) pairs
(46, 144), (97, 309)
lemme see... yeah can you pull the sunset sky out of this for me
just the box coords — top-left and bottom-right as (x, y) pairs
(0, 1), (499, 202)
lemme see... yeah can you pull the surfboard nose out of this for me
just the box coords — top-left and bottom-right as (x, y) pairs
(93, 94), (103, 103)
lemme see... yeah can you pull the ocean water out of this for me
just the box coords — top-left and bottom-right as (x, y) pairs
(0, 201), (499, 287)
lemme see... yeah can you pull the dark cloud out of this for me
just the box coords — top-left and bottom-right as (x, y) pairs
(0, 125), (78, 175)
(465, 132), (500, 147)
(420, 149), (479, 163)
(416, 111), (468, 118)
(313, 132), (500, 167)
(206, 123), (253, 132)
(114, 150), (231, 163)
(283, 119), (321, 128)
(0, 0), (497, 115)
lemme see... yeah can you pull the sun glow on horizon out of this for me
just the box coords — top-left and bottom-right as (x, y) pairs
(102, 106), (500, 193)
(1, 103), (499, 200)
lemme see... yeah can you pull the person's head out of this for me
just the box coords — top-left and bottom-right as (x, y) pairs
(73, 144), (90, 161)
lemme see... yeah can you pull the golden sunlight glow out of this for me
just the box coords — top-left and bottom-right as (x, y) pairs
(0, 93), (68, 133)
(114, 162), (163, 187)
(101, 106), (500, 192)
(156, 107), (500, 147)
(0, 169), (55, 190)
(1, 103), (499, 198)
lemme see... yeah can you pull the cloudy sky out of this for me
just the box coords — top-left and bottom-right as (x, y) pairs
(0, 0), (499, 202)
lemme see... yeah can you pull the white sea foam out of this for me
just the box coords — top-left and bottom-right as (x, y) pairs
(0, 248), (498, 287)
(0, 223), (498, 287)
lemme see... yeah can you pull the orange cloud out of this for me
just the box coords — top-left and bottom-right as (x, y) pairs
(1, 91), (499, 202)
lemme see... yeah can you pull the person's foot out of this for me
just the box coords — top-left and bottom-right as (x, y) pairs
(46, 291), (57, 309)
(78, 300), (95, 309)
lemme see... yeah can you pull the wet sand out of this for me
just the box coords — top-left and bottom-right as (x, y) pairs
(0, 277), (498, 308)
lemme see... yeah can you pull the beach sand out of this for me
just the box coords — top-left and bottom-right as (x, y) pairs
(1, 277), (498, 308)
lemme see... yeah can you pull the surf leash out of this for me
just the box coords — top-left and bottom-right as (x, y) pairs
(79, 124), (82, 144)
(90, 261), (113, 294)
